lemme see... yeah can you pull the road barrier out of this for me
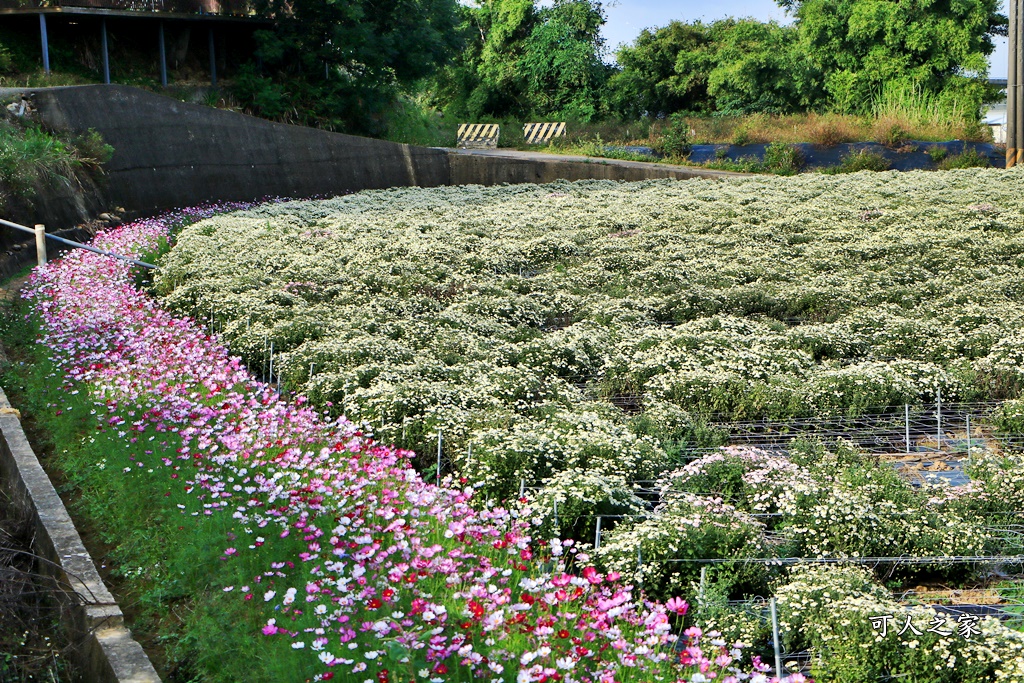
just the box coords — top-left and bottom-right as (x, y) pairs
(457, 123), (500, 149)
(524, 122), (566, 145)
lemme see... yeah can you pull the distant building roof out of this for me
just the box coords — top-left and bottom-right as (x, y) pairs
(983, 103), (1007, 126)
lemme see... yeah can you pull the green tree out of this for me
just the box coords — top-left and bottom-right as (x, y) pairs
(436, 0), (607, 121)
(520, 0), (610, 121)
(605, 21), (713, 119)
(698, 19), (807, 115)
(241, 0), (463, 133)
(777, 0), (1002, 113)
(607, 19), (807, 118)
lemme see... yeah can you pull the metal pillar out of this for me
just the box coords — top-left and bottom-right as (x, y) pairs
(208, 27), (217, 88)
(1011, 0), (1019, 166)
(39, 14), (50, 74)
(101, 19), (110, 84)
(1010, 0), (1022, 167)
(158, 22), (168, 87)
(770, 598), (783, 678)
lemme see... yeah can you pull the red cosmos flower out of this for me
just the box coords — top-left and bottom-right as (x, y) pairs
(322, 674), (334, 681)
(467, 600), (485, 620)
(520, 548), (533, 561)
(432, 664), (448, 675)
(557, 629), (570, 639)
(367, 598), (383, 609)
(377, 668), (390, 683)
(382, 588), (395, 601)
(521, 594), (535, 605)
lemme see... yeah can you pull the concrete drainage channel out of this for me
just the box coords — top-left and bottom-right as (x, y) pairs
(0, 387), (161, 683)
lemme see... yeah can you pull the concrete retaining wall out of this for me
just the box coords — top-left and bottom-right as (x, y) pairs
(3, 85), (452, 215)
(448, 149), (744, 184)
(0, 387), (160, 683)
(1, 85), (744, 221)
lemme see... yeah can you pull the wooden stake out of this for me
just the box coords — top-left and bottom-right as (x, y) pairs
(34, 224), (46, 265)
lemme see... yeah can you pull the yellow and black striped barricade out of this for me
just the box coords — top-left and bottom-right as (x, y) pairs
(523, 122), (567, 145)
(457, 123), (500, 148)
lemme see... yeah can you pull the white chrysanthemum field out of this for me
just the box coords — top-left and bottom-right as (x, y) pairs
(149, 169), (1024, 679)
(23, 168), (1024, 683)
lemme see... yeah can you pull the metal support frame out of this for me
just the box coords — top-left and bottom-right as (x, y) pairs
(101, 19), (110, 84)
(1010, 0), (1022, 167)
(208, 27), (217, 88)
(158, 21), (168, 87)
(770, 598), (783, 678)
(39, 14), (50, 74)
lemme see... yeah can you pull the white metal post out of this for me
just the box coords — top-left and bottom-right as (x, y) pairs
(905, 403), (910, 454)
(436, 430), (443, 486)
(771, 597), (783, 678)
(966, 414), (972, 468)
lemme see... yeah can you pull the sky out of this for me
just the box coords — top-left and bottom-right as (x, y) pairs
(599, 0), (1009, 78)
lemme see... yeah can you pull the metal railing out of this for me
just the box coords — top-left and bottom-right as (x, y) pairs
(0, 218), (156, 270)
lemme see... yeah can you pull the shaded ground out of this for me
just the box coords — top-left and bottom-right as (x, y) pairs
(0, 495), (77, 683)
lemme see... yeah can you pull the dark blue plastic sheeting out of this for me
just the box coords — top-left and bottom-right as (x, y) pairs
(617, 141), (1002, 171)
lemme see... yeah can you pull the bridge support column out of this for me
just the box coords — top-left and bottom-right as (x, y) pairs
(39, 14), (50, 74)
(101, 19), (110, 84)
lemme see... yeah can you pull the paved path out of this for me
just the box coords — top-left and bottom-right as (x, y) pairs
(449, 147), (752, 180)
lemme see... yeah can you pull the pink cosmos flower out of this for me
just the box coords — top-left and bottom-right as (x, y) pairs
(666, 597), (689, 615)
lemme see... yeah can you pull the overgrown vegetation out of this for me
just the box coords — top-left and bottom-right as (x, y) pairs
(0, 492), (75, 683)
(938, 147), (994, 170)
(0, 281), (76, 683)
(823, 148), (892, 174)
(0, 118), (113, 212)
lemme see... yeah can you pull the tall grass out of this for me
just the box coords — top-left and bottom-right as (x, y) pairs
(0, 122), (112, 202)
(871, 81), (966, 127)
(381, 95), (453, 147)
(483, 110), (989, 156)
(869, 81), (988, 143)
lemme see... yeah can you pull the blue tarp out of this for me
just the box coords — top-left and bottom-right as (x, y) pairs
(617, 141), (1002, 170)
